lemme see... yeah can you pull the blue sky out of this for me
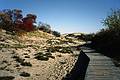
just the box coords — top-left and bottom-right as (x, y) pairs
(0, 0), (120, 33)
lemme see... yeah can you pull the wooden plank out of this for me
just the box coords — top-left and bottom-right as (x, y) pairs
(82, 47), (120, 80)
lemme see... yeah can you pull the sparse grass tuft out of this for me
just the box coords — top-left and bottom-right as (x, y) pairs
(34, 52), (54, 61)
(0, 76), (15, 80)
(12, 55), (25, 63)
(47, 46), (73, 53)
(20, 61), (32, 67)
(12, 55), (32, 67)
(0, 43), (27, 48)
(20, 72), (30, 77)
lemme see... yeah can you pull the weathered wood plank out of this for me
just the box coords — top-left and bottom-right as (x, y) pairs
(81, 47), (120, 80)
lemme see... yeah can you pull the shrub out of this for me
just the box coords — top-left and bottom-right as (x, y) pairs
(34, 52), (54, 61)
(12, 55), (25, 63)
(47, 46), (73, 53)
(39, 26), (51, 33)
(20, 72), (30, 77)
(0, 76), (15, 80)
(91, 9), (120, 57)
(12, 55), (32, 66)
(38, 22), (51, 33)
(52, 31), (61, 37)
(20, 61), (32, 67)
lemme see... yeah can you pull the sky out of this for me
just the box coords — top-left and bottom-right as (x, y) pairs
(0, 0), (120, 34)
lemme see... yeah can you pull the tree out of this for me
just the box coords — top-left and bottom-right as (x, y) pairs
(0, 11), (13, 31)
(103, 9), (120, 30)
(91, 9), (120, 57)
(0, 9), (23, 31)
(0, 9), (37, 32)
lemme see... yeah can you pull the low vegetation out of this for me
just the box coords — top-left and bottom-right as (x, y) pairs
(34, 52), (55, 61)
(47, 46), (73, 53)
(89, 9), (120, 58)
(0, 76), (15, 80)
(20, 72), (30, 77)
(12, 55), (32, 67)
(52, 30), (61, 37)
(20, 61), (32, 66)
(0, 9), (61, 38)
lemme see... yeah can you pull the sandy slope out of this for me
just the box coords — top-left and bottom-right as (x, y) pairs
(0, 30), (84, 80)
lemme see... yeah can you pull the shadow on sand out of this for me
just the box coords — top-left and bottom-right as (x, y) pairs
(62, 50), (90, 80)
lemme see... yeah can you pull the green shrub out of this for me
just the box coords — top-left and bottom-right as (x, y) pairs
(34, 52), (54, 61)
(91, 9), (120, 57)
(20, 72), (30, 77)
(38, 22), (51, 33)
(12, 55), (32, 66)
(20, 61), (32, 67)
(52, 31), (61, 37)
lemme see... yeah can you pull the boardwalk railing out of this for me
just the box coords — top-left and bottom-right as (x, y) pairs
(63, 50), (90, 80)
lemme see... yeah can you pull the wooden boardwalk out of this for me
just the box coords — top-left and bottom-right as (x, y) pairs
(81, 47), (120, 80)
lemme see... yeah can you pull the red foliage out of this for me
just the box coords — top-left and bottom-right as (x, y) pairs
(14, 16), (36, 32)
